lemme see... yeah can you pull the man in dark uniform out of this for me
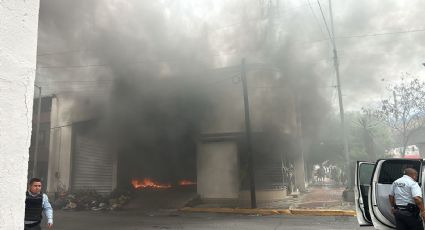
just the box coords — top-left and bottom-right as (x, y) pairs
(24, 178), (53, 230)
(389, 168), (425, 230)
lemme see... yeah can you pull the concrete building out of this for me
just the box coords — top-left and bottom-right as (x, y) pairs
(45, 94), (117, 195)
(197, 64), (306, 201)
(39, 64), (305, 203)
(0, 1), (40, 228)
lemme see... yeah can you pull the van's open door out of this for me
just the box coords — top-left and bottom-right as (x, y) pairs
(355, 161), (375, 226)
(370, 159), (422, 230)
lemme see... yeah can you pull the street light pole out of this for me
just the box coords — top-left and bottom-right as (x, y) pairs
(32, 85), (42, 178)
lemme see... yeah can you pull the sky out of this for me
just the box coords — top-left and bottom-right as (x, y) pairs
(35, 0), (425, 112)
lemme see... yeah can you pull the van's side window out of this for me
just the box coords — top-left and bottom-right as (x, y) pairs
(378, 160), (421, 184)
(359, 164), (374, 185)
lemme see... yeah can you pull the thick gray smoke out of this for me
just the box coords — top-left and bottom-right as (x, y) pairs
(37, 0), (333, 184)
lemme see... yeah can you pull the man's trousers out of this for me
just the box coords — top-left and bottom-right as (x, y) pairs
(394, 210), (424, 230)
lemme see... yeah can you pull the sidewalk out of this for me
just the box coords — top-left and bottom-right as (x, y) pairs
(293, 185), (353, 210)
(182, 181), (355, 216)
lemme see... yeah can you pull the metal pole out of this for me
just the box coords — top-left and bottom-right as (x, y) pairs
(241, 58), (257, 208)
(295, 96), (306, 191)
(32, 85), (42, 178)
(328, 0), (351, 187)
(280, 151), (286, 192)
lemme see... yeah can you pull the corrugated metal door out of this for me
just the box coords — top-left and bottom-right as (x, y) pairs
(72, 135), (113, 194)
(255, 156), (286, 190)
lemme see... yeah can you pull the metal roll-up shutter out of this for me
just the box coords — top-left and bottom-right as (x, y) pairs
(72, 135), (113, 194)
(255, 156), (286, 190)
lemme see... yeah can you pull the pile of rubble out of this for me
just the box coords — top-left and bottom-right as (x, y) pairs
(53, 189), (131, 211)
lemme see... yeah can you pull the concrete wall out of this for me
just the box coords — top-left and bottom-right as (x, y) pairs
(0, 1), (40, 228)
(197, 142), (239, 199)
(202, 66), (296, 135)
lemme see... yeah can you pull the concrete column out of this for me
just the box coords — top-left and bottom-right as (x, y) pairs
(47, 96), (58, 194)
(0, 1), (40, 228)
(47, 97), (73, 194)
(197, 141), (239, 199)
(46, 126), (73, 194)
(294, 152), (306, 191)
(294, 136), (309, 191)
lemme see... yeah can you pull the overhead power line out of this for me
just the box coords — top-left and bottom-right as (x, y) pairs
(37, 70), (242, 95)
(37, 22), (425, 69)
(37, 49), (92, 57)
(316, 0), (333, 43)
(38, 27), (425, 61)
(35, 49), (251, 70)
(37, 79), (114, 83)
(295, 26), (425, 48)
(38, 63), (110, 69)
(306, 0), (327, 38)
(338, 28), (425, 39)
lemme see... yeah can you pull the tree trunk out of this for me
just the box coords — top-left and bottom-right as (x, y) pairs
(401, 136), (409, 157)
(417, 144), (425, 158)
(363, 129), (376, 161)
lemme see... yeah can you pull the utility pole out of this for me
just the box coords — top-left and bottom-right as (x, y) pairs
(241, 58), (257, 208)
(328, 0), (351, 187)
(294, 93), (306, 192)
(32, 85), (42, 178)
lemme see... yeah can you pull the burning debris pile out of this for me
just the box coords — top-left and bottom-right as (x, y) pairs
(131, 178), (196, 190)
(54, 189), (131, 211)
(131, 178), (172, 189)
(179, 180), (197, 186)
(52, 179), (196, 211)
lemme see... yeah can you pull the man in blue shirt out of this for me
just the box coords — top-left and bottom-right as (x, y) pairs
(389, 168), (425, 230)
(24, 178), (53, 230)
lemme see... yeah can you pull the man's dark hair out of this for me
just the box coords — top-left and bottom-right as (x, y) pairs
(29, 178), (42, 185)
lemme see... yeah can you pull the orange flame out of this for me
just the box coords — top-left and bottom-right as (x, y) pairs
(179, 180), (196, 186)
(131, 178), (172, 189)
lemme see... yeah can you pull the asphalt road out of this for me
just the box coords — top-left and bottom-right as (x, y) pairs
(39, 210), (374, 230)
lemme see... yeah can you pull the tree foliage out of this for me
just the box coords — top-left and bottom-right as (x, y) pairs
(307, 111), (395, 167)
(354, 111), (377, 161)
(373, 77), (425, 156)
(353, 110), (394, 161)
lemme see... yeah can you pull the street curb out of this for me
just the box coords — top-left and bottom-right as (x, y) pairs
(289, 209), (356, 216)
(180, 207), (355, 217)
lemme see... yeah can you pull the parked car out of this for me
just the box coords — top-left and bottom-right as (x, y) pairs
(355, 158), (423, 229)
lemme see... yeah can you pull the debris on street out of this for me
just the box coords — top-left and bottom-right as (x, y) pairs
(53, 189), (132, 211)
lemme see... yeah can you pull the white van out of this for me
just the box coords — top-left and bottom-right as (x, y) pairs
(355, 159), (423, 229)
